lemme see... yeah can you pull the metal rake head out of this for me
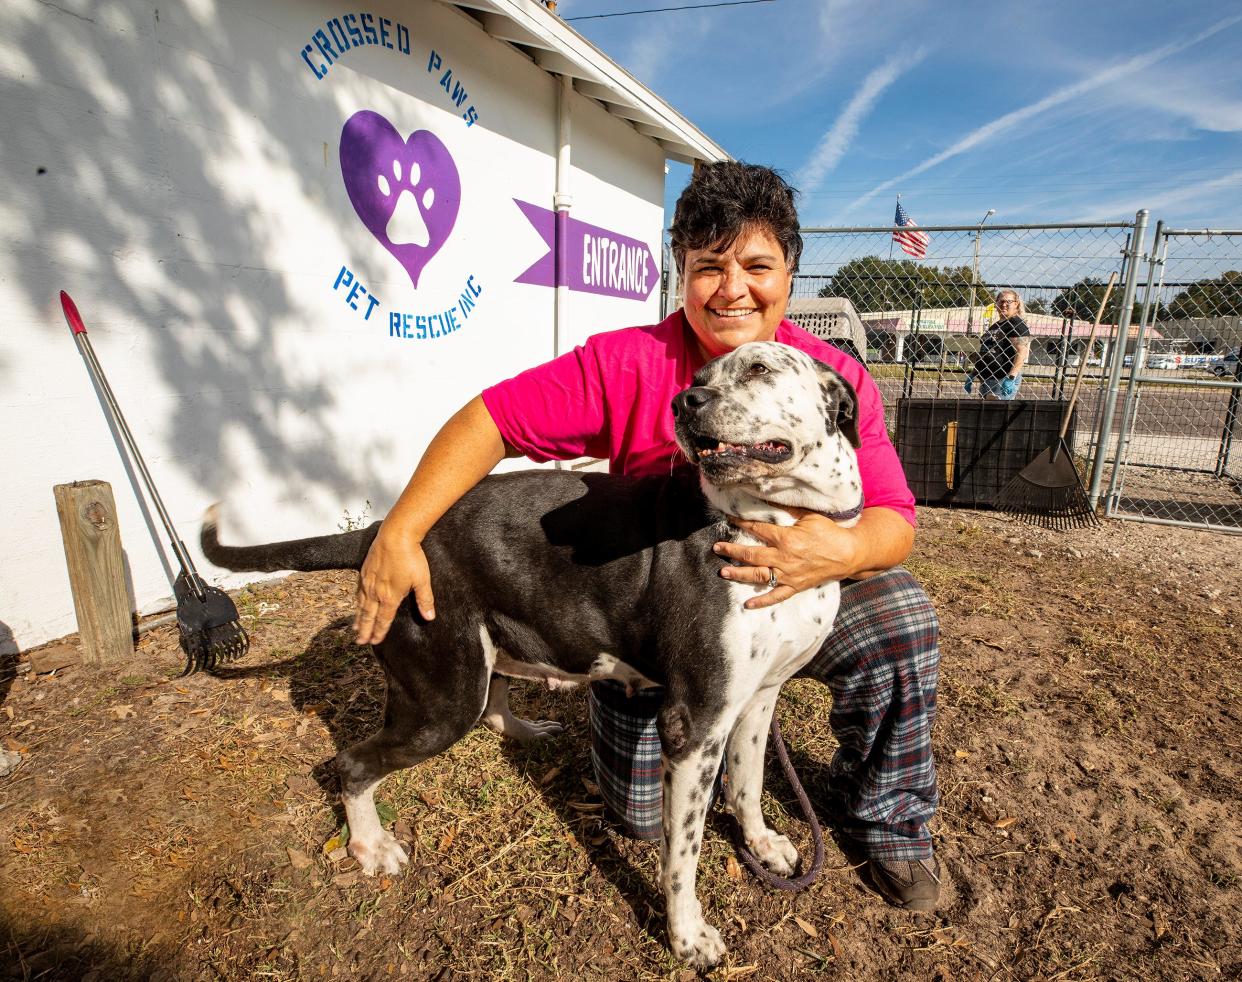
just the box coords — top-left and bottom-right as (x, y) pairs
(174, 573), (250, 674)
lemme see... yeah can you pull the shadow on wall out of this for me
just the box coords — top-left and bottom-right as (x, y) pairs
(3, 2), (565, 524)
(11, 4), (361, 507)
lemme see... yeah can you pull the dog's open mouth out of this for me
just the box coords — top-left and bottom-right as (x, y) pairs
(693, 436), (792, 464)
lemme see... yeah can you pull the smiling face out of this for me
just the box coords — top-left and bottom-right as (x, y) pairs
(681, 226), (794, 361)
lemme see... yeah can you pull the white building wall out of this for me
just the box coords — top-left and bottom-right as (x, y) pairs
(1, 0), (666, 653)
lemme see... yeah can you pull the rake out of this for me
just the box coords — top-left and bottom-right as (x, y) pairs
(993, 272), (1118, 530)
(61, 291), (249, 673)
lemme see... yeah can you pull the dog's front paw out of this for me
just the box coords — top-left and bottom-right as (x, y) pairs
(671, 919), (726, 971)
(748, 828), (799, 876)
(349, 831), (409, 876)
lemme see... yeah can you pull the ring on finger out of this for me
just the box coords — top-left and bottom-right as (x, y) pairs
(767, 568), (779, 590)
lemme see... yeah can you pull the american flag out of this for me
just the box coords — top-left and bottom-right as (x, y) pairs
(893, 200), (930, 260)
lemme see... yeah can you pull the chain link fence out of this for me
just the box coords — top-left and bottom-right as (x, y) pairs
(789, 220), (1139, 508)
(660, 213), (1240, 533)
(1104, 226), (1242, 532)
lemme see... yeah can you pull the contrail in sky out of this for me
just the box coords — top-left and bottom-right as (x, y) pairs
(843, 12), (1242, 215)
(1078, 167), (1242, 222)
(796, 48), (927, 195)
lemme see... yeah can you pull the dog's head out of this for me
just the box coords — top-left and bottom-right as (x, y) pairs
(672, 342), (863, 516)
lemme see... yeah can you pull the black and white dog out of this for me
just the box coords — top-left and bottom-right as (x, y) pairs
(201, 341), (863, 970)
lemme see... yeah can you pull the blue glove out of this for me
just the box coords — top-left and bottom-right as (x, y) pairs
(963, 376), (974, 394)
(1000, 376), (1019, 398)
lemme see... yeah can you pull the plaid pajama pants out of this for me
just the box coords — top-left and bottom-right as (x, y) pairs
(587, 567), (940, 861)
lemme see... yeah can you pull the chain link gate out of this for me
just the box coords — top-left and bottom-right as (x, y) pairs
(1104, 226), (1242, 532)
(792, 219), (1140, 504)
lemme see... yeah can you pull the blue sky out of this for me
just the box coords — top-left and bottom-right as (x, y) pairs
(556, 0), (1242, 229)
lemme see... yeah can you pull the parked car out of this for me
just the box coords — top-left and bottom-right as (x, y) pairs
(1147, 354), (1181, 370)
(1211, 353), (1240, 378)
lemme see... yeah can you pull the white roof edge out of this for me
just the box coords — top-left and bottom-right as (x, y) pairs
(440, 0), (730, 163)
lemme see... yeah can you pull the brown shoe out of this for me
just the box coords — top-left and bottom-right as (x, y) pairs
(862, 855), (942, 911)
(837, 836), (942, 911)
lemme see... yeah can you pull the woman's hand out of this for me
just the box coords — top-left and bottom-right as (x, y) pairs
(353, 526), (434, 645)
(351, 395), (510, 646)
(713, 506), (914, 609)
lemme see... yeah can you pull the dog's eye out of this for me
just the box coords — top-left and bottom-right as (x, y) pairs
(746, 363), (770, 378)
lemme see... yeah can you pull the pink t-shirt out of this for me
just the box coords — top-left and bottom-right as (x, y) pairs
(481, 312), (916, 525)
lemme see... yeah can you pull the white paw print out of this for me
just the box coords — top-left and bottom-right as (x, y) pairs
(378, 157), (433, 247)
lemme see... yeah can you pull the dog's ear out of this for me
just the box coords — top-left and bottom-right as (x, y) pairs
(817, 364), (861, 449)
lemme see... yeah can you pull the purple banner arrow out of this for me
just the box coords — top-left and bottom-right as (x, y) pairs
(514, 200), (658, 302)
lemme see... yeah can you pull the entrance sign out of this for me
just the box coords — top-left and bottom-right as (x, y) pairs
(514, 200), (658, 302)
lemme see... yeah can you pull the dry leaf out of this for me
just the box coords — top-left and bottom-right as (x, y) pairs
(323, 831), (347, 854)
(539, 765), (563, 786)
(438, 829), (456, 852)
(378, 877), (393, 891)
(110, 704), (136, 720)
(726, 855), (743, 881)
(954, 749), (971, 759)
(794, 916), (819, 938)
(567, 800), (604, 812)
(581, 777), (600, 795)
(287, 848), (312, 870)
(994, 816), (1018, 829)
(327, 846), (348, 863)
(827, 930), (844, 960)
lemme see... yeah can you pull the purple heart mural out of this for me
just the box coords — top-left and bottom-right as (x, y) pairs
(339, 110), (461, 290)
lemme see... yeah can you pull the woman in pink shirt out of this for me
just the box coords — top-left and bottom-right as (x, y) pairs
(354, 162), (942, 910)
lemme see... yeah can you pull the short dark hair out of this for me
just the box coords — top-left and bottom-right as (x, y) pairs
(669, 161), (803, 274)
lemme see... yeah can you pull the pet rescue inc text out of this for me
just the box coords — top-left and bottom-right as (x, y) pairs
(388, 275), (483, 340)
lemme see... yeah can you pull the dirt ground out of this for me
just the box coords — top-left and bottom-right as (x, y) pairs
(2, 506), (1240, 981)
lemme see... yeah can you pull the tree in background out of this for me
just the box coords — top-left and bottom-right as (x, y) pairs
(1051, 277), (1140, 324)
(819, 256), (994, 312)
(1159, 270), (1242, 321)
(1025, 297), (1050, 315)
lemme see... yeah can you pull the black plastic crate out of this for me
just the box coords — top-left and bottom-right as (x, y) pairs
(895, 399), (1076, 507)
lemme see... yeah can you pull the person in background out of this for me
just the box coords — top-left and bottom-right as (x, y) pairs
(353, 161), (943, 911)
(966, 289), (1031, 399)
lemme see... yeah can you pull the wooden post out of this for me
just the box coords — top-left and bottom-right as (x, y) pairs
(53, 480), (134, 665)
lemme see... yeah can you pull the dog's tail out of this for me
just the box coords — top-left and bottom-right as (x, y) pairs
(200, 504), (380, 573)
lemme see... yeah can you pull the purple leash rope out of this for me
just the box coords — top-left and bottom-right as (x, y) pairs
(731, 715), (825, 891)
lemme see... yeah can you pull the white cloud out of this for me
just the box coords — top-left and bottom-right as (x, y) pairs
(621, 30), (677, 88)
(843, 12), (1242, 214)
(1103, 74), (1242, 134)
(1075, 168), (1242, 223)
(795, 49), (926, 193)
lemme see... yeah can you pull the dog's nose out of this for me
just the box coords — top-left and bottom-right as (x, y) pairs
(672, 386), (717, 419)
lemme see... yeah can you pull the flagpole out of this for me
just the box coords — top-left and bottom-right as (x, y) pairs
(888, 194), (897, 261)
